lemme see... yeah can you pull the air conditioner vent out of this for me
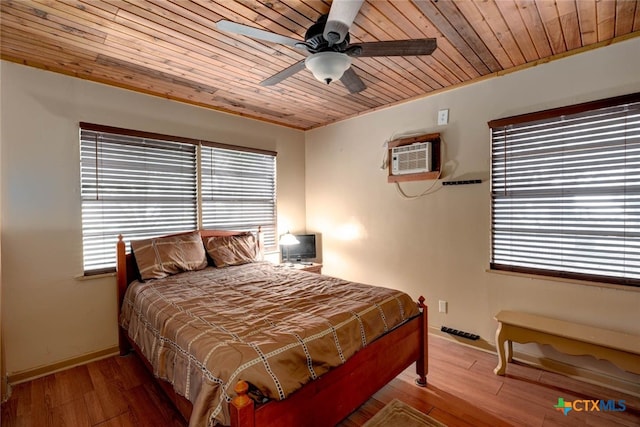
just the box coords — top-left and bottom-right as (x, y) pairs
(391, 142), (432, 175)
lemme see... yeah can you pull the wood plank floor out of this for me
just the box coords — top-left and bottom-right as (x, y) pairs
(2, 335), (639, 426)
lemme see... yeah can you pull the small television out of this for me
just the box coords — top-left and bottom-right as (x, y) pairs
(282, 234), (316, 262)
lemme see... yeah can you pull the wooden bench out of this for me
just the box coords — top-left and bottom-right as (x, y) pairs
(493, 310), (640, 376)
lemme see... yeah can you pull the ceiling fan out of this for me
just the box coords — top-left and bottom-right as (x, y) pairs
(216, 0), (437, 94)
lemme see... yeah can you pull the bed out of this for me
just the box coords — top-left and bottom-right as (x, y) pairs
(116, 229), (428, 427)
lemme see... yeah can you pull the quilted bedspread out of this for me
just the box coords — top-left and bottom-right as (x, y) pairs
(120, 262), (420, 426)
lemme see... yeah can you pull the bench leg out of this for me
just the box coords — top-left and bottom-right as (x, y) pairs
(507, 340), (513, 362)
(494, 321), (507, 375)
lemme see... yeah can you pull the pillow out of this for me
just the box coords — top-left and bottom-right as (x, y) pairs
(204, 233), (258, 267)
(131, 231), (208, 280)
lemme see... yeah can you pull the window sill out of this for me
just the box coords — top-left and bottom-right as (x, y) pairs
(486, 269), (640, 292)
(74, 271), (116, 281)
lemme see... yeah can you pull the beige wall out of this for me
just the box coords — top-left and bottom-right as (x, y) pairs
(0, 62), (306, 376)
(305, 37), (640, 383)
(0, 60), (6, 399)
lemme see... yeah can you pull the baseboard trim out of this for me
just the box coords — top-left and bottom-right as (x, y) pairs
(7, 345), (120, 385)
(428, 327), (640, 398)
(6, 334), (640, 398)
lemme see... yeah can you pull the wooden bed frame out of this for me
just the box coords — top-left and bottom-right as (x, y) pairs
(116, 229), (428, 427)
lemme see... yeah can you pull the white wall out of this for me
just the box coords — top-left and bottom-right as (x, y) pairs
(306, 38), (640, 383)
(0, 62), (306, 375)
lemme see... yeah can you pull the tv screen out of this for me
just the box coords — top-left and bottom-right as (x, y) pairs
(282, 234), (316, 262)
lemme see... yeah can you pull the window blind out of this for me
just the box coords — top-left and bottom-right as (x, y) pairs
(80, 124), (278, 275)
(490, 94), (640, 286)
(80, 129), (197, 273)
(201, 145), (277, 247)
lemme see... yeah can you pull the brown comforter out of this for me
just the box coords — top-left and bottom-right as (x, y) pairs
(120, 262), (420, 426)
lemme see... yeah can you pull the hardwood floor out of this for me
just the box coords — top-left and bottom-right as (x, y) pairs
(2, 335), (639, 426)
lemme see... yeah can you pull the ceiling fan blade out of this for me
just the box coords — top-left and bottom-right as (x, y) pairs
(324, 0), (364, 45)
(217, 20), (303, 48)
(260, 60), (306, 86)
(352, 39), (437, 57)
(340, 68), (366, 94)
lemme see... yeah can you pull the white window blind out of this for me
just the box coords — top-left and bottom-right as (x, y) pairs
(201, 145), (277, 247)
(80, 124), (277, 275)
(490, 93), (640, 286)
(80, 127), (197, 273)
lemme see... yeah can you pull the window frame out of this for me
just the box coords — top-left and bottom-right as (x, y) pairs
(488, 92), (640, 288)
(79, 122), (277, 275)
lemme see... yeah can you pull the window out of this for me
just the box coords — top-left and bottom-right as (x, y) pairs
(201, 145), (277, 248)
(80, 123), (276, 274)
(489, 93), (640, 287)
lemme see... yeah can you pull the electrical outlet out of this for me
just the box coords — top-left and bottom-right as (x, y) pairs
(437, 109), (449, 125)
(438, 300), (447, 313)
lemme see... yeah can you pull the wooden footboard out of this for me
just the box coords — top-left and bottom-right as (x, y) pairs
(116, 230), (428, 427)
(230, 303), (428, 427)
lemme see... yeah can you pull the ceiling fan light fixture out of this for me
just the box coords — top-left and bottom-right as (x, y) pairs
(304, 52), (352, 84)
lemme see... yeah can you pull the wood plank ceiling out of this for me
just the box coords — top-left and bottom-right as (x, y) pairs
(2, 1), (639, 130)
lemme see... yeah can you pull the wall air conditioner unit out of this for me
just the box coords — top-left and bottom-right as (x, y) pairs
(391, 142), (432, 175)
